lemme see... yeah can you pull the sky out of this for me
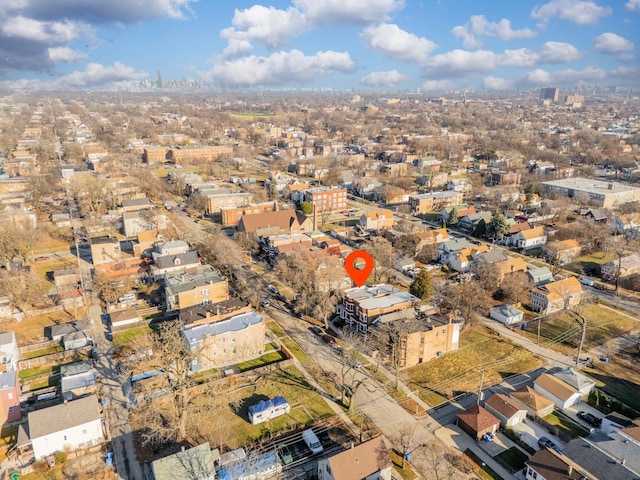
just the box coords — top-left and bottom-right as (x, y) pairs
(0, 0), (638, 91)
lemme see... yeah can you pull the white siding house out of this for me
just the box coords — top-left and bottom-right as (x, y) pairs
(534, 373), (581, 411)
(489, 305), (523, 325)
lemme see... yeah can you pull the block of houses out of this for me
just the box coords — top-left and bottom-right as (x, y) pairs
(510, 226), (547, 250)
(60, 361), (96, 400)
(359, 209), (394, 231)
(151, 442), (218, 480)
(19, 394), (104, 460)
(530, 277), (583, 314)
(484, 393), (528, 428)
(337, 284), (419, 334)
(534, 373), (581, 410)
(525, 448), (586, 480)
(0, 332), (19, 372)
(601, 254), (640, 282)
(317, 436), (391, 480)
(238, 209), (312, 236)
(165, 265), (228, 311)
(89, 236), (121, 266)
(456, 405), (501, 441)
(183, 311), (265, 372)
(510, 385), (555, 418)
(489, 305), (524, 325)
(0, 370), (21, 424)
(544, 239), (582, 265)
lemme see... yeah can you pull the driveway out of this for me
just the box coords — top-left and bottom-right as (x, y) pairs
(511, 420), (565, 451)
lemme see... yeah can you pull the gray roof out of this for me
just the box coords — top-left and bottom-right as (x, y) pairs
(553, 367), (595, 391)
(151, 443), (218, 480)
(587, 431), (640, 476)
(0, 370), (17, 390)
(156, 240), (189, 253)
(28, 395), (102, 439)
(122, 198), (152, 207)
(165, 265), (225, 295)
(528, 266), (554, 284)
(154, 251), (200, 270)
(49, 320), (88, 339)
(60, 361), (94, 377)
(563, 437), (640, 480)
(491, 305), (523, 318)
(0, 331), (15, 346)
(477, 250), (509, 265)
(440, 238), (471, 252)
(61, 371), (96, 392)
(183, 312), (264, 344)
(542, 177), (640, 195)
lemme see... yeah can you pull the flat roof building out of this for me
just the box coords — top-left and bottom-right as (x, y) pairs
(541, 178), (640, 208)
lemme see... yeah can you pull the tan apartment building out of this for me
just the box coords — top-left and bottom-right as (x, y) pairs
(169, 145), (233, 164)
(394, 315), (461, 367)
(90, 236), (122, 266)
(221, 202), (276, 227)
(303, 187), (347, 213)
(359, 209), (394, 231)
(165, 265), (228, 311)
(530, 276), (583, 314)
(206, 192), (253, 215)
(409, 191), (464, 214)
(143, 147), (169, 164)
(184, 311), (265, 371)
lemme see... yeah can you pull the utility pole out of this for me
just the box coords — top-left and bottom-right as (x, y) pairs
(537, 315), (541, 345)
(477, 369), (485, 406)
(576, 314), (587, 366)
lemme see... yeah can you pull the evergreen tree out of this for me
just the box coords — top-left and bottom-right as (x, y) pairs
(300, 201), (313, 215)
(473, 218), (487, 238)
(409, 269), (433, 301)
(448, 208), (459, 226)
(487, 212), (509, 241)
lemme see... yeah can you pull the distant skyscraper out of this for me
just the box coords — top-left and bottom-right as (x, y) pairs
(156, 70), (163, 88)
(540, 87), (559, 102)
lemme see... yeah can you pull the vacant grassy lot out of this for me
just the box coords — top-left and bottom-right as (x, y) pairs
(236, 349), (288, 372)
(112, 325), (154, 348)
(520, 304), (638, 355)
(401, 326), (544, 406)
(281, 338), (310, 364)
(390, 450), (418, 480)
(171, 365), (335, 450)
(567, 252), (617, 276)
(11, 311), (79, 345)
(463, 449), (503, 480)
(584, 355), (640, 413)
(265, 320), (286, 339)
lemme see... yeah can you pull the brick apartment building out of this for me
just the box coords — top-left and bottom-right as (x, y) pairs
(303, 187), (347, 213)
(168, 145), (233, 164)
(221, 202), (277, 227)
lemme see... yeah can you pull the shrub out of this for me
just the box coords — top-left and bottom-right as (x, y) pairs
(54, 451), (67, 465)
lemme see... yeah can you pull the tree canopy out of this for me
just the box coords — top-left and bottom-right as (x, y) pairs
(409, 269), (433, 301)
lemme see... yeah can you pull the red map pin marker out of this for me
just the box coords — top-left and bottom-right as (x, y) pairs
(345, 250), (374, 287)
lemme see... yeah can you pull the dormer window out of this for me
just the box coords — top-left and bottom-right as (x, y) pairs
(174, 257), (181, 266)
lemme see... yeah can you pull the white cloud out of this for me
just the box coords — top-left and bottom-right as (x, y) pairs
(420, 79), (456, 91)
(293, 0), (403, 26)
(221, 39), (253, 59)
(203, 49), (355, 86)
(422, 49), (497, 78)
(452, 15), (536, 48)
(360, 69), (408, 87)
(220, 5), (307, 50)
(626, 0), (640, 12)
(1, 16), (80, 43)
(482, 76), (516, 90)
(531, 0), (612, 27)
(48, 46), (87, 62)
(61, 62), (148, 87)
(360, 23), (435, 64)
(483, 65), (608, 90)
(538, 41), (582, 63)
(594, 32), (635, 54)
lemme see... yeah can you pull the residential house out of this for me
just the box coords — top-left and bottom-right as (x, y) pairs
(317, 436), (392, 480)
(338, 284), (419, 334)
(439, 204), (476, 224)
(578, 429), (640, 477)
(89, 236), (121, 266)
(437, 238), (472, 265)
(62, 330), (91, 350)
(530, 277), (583, 314)
(527, 266), (554, 286)
(156, 240), (190, 256)
(109, 309), (141, 330)
(53, 268), (80, 288)
(51, 213), (71, 228)
(600, 412), (634, 434)
(458, 211), (492, 233)
(582, 209), (610, 224)
(359, 209), (394, 231)
(151, 442), (218, 480)
(610, 212), (640, 238)
(489, 305), (524, 325)
(409, 191), (464, 215)
(601, 254), (640, 282)
(0, 370), (21, 424)
(47, 320), (88, 342)
(152, 250), (200, 280)
(23, 394), (104, 460)
(446, 178), (472, 193)
(122, 197), (153, 212)
(165, 265), (228, 311)
(502, 222), (531, 245)
(238, 209), (312, 236)
(525, 448), (585, 480)
(553, 368), (595, 398)
(510, 386), (555, 418)
(534, 373), (581, 410)
(495, 257), (528, 282)
(511, 226), (547, 250)
(60, 361), (96, 400)
(413, 228), (450, 256)
(562, 436), (639, 480)
(0, 332), (19, 372)
(456, 405), (501, 441)
(484, 393), (527, 428)
(545, 239), (582, 265)
(184, 311), (265, 371)
(486, 171), (521, 186)
(448, 244), (490, 272)
(122, 211), (168, 237)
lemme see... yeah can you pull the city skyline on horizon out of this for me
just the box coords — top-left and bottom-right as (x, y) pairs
(0, 0), (638, 92)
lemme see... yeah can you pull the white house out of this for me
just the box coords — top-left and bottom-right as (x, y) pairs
(484, 393), (527, 428)
(534, 373), (581, 410)
(489, 305), (524, 325)
(248, 396), (290, 425)
(510, 226), (547, 250)
(26, 395), (104, 459)
(0, 331), (19, 371)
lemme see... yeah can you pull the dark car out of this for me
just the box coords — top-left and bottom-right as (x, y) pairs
(321, 334), (337, 347)
(538, 436), (560, 451)
(277, 445), (293, 465)
(577, 411), (601, 427)
(308, 326), (323, 336)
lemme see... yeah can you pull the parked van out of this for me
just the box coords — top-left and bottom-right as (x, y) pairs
(302, 428), (323, 454)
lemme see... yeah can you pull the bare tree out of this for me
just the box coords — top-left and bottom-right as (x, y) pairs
(366, 237), (397, 283)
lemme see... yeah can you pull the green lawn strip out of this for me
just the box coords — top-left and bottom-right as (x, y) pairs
(21, 345), (64, 360)
(0, 424), (18, 447)
(19, 364), (60, 383)
(265, 320), (286, 339)
(463, 449), (504, 480)
(390, 450), (418, 480)
(112, 325), (153, 348)
(495, 447), (528, 472)
(543, 411), (590, 438)
(265, 342), (277, 351)
(281, 338), (310, 365)
(236, 350), (288, 373)
(584, 362), (640, 413)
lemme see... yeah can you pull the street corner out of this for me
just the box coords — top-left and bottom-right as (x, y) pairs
(434, 424), (474, 453)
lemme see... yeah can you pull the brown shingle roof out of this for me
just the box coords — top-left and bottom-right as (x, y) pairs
(485, 393), (526, 419)
(327, 436), (390, 480)
(520, 226), (546, 240)
(239, 209), (306, 234)
(511, 386), (554, 412)
(457, 405), (500, 434)
(527, 448), (584, 480)
(535, 373), (579, 401)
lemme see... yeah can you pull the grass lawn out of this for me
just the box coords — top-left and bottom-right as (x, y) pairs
(495, 446), (528, 472)
(401, 326), (544, 405)
(21, 344), (64, 360)
(265, 320), (286, 339)
(544, 411), (590, 438)
(19, 364), (60, 383)
(390, 450), (418, 480)
(281, 338), (310, 364)
(463, 449), (504, 480)
(112, 325), (154, 348)
(584, 355), (640, 413)
(236, 349), (288, 372)
(520, 304), (638, 355)
(11, 311), (78, 345)
(178, 365), (335, 450)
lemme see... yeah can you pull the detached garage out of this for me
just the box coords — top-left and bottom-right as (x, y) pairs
(457, 405), (500, 441)
(534, 373), (581, 410)
(489, 305), (523, 325)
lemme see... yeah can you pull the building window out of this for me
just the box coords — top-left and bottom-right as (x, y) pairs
(8, 407), (14, 414)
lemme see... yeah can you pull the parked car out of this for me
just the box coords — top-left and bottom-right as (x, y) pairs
(308, 326), (323, 336)
(538, 436), (560, 451)
(261, 299), (270, 307)
(277, 445), (293, 465)
(118, 293), (136, 303)
(578, 277), (595, 286)
(321, 334), (337, 347)
(577, 411), (601, 427)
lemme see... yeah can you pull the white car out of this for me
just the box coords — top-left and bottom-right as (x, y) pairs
(118, 293), (136, 303)
(578, 277), (594, 287)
